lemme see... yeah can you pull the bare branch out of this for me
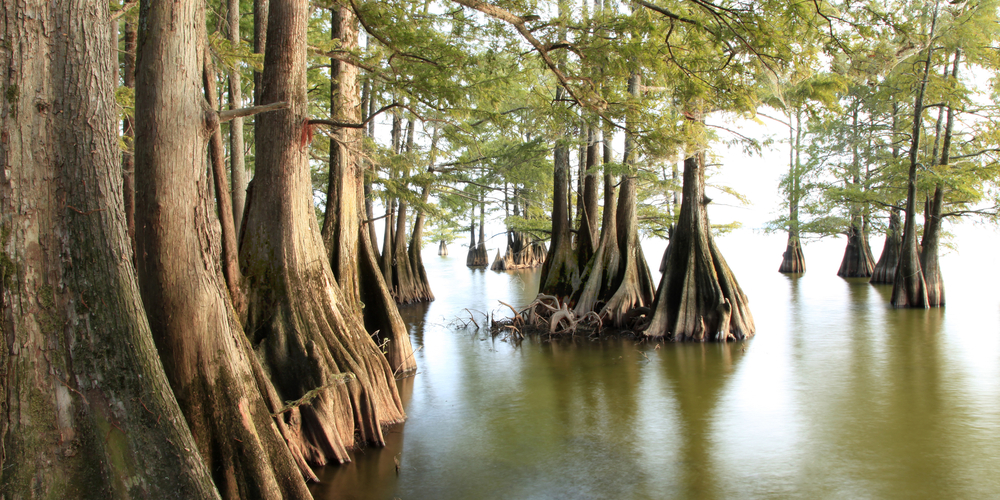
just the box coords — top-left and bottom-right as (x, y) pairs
(218, 101), (289, 122)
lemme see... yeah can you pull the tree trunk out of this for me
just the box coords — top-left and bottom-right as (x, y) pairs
(591, 75), (653, 327)
(1, 2), (219, 495)
(320, 5), (363, 313)
(466, 199), (489, 267)
(407, 186), (435, 301)
(122, 21), (137, 266)
(133, 0), (313, 496)
(241, 0), (405, 468)
(538, 88), (580, 297)
(646, 154), (754, 341)
(870, 208), (902, 284)
(778, 233), (806, 273)
(577, 123), (600, 265)
(228, 0), (248, 233)
(439, 240), (449, 256)
(779, 110), (805, 274)
(837, 219), (875, 277)
(891, 5), (938, 309)
(919, 50), (959, 308)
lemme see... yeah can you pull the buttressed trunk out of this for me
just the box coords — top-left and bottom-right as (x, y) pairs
(837, 216), (875, 278)
(240, 0), (405, 468)
(778, 233), (806, 273)
(539, 136), (580, 297)
(870, 208), (901, 284)
(645, 154), (754, 341)
(134, 0), (313, 496)
(891, 7), (938, 309)
(318, 5), (415, 374)
(1, 1), (218, 495)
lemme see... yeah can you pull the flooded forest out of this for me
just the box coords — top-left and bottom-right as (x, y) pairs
(4, 0), (1000, 498)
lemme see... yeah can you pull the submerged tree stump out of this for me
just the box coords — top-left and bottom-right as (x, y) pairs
(438, 240), (449, 256)
(645, 154), (754, 342)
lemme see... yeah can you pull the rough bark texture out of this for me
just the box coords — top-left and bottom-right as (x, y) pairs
(0, 2), (219, 496)
(870, 208), (901, 284)
(576, 124), (600, 264)
(599, 171), (655, 327)
(778, 233), (806, 273)
(573, 170), (621, 316)
(646, 154), (754, 341)
(241, 0), (405, 468)
(228, 0), (248, 234)
(837, 219), (875, 278)
(315, 7), (415, 375)
(538, 138), (580, 296)
(591, 77), (654, 327)
(133, 0), (314, 496)
(205, 58), (247, 320)
(320, 5), (363, 313)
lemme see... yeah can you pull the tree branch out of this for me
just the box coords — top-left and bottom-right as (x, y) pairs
(218, 101), (289, 122)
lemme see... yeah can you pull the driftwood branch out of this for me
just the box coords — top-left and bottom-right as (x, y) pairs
(218, 101), (289, 122)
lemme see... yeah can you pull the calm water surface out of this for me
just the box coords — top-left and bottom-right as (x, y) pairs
(311, 229), (1000, 499)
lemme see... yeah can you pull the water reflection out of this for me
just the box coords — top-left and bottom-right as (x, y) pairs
(312, 233), (1000, 499)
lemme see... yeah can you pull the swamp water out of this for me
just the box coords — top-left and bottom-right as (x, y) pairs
(311, 229), (1000, 499)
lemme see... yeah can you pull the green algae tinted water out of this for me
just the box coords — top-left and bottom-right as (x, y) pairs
(310, 229), (1000, 500)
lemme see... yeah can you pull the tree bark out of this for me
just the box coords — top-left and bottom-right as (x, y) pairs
(646, 154), (754, 341)
(870, 208), (902, 284)
(1, 1), (220, 495)
(122, 21), (137, 266)
(891, 5), (938, 308)
(317, 5), (415, 374)
(779, 110), (805, 273)
(538, 87), (580, 296)
(591, 75), (654, 327)
(229, 0), (248, 234)
(241, 0), (405, 468)
(918, 49), (959, 308)
(837, 219), (875, 278)
(133, 0), (314, 496)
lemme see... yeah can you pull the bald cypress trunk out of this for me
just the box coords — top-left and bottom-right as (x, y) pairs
(241, 0), (404, 469)
(646, 154), (754, 341)
(133, 0), (313, 495)
(122, 21), (137, 265)
(228, 0), (248, 233)
(317, 6), (415, 374)
(779, 110), (805, 274)
(0, 1), (218, 495)
(919, 50), (959, 308)
(870, 208), (902, 284)
(891, 6), (938, 309)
